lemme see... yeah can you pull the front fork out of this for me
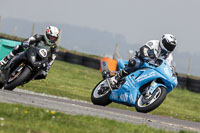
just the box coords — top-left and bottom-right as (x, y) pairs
(149, 80), (167, 94)
(101, 61), (113, 91)
(7, 62), (26, 83)
(106, 78), (113, 91)
(145, 80), (156, 96)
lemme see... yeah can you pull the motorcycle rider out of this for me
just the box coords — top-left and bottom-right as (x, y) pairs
(109, 34), (177, 96)
(0, 26), (59, 79)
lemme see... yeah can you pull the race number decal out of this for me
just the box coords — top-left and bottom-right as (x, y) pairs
(39, 49), (47, 58)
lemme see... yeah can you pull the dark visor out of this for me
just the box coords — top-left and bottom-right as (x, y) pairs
(47, 35), (58, 42)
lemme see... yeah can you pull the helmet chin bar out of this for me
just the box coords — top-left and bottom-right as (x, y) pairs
(47, 35), (58, 42)
(160, 42), (169, 53)
(44, 34), (56, 46)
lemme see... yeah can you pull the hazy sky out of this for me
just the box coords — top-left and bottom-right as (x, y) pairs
(0, 0), (200, 54)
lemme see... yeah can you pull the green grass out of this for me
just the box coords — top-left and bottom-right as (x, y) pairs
(21, 60), (101, 101)
(20, 60), (200, 122)
(0, 103), (194, 133)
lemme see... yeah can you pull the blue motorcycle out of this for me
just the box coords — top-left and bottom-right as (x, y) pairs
(91, 58), (178, 113)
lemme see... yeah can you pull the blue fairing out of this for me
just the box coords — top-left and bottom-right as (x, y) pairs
(109, 59), (178, 106)
(117, 59), (128, 70)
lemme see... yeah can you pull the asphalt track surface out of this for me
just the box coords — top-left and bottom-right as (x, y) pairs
(0, 89), (199, 133)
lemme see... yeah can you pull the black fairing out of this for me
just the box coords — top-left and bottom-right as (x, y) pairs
(26, 47), (38, 66)
(25, 47), (48, 67)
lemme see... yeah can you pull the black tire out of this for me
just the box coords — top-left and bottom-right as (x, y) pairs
(4, 67), (31, 90)
(82, 56), (100, 70)
(187, 78), (200, 93)
(91, 80), (112, 106)
(64, 52), (83, 65)
(56, 51), (66, 61)
(135, 87), (167, 113)
(0, 82), (4, 89)
(177, 76), (188, 89)
(0, 72), (5, 89)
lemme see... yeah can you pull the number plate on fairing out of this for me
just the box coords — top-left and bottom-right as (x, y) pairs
(39, 49), (47, 58)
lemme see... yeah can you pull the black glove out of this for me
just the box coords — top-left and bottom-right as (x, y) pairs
(21, 42), (30, 49)
(128, 57), (136, 67)
(45, 64), (51, 72)
(147, 49), (156, 59)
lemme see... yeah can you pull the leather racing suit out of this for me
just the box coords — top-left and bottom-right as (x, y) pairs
(120, 40), (175, 77)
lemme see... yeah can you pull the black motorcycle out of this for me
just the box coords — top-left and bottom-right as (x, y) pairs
(0, 44), (50, 90)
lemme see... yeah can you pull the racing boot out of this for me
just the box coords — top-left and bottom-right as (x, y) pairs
(0, 52), (14, 68)
(109, 69), (128, 87)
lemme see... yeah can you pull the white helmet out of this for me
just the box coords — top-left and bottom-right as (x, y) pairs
(44, 26), (59, 46)
(161, 34), (177, 52)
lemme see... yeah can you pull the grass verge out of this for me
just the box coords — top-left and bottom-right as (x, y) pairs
(0, 103), (195, 133)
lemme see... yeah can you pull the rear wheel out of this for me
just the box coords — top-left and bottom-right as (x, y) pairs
(135, 86), (167, 113)
(4, 66), (31, 90)
(91, 80), (112, 106)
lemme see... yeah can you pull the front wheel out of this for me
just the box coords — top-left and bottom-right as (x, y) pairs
(135, 86), (167, 113)
(91, 80), (112, 106)
(4, 66), (31, 90)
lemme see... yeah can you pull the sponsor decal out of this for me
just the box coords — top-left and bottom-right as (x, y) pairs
(120, 93), (128, 102)
(129, 94), (134, 103)
(126, 77), (135, 88)
(111, 91), (134, 103)
(125, 81), (130, 87)
(136, 71), (156, 82)
(118, 93), (134, 103)
(164, 66), (170, 76)
(111, 91), (118, 99)
(129, 77), (136, 84)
